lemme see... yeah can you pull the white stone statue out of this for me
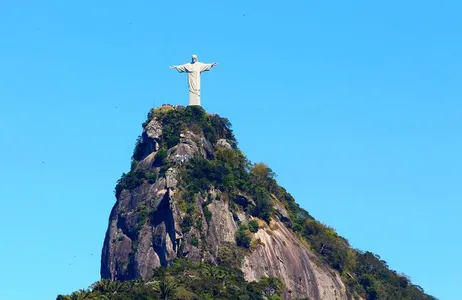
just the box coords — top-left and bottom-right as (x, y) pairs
(169, 54), (218, 106)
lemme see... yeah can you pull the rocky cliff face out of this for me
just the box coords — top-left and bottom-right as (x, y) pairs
(100, 105), (350, 300)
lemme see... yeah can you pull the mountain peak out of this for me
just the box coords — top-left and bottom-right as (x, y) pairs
(60, 105), (435, 299)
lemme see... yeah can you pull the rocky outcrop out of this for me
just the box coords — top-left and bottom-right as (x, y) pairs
(242, 221), (347, 299)
(216, 138), (232, 149)
(167, 130), (213, 164)
(145, 118), (162, 140)
(101, 106), (351, 299)
(206, 199), (238, 256)
(101, 178), (172, 280)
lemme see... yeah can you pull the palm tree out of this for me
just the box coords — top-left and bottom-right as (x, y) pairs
(153, 278), (177, 300)
(92, 280), (129, 299)
(124, 279), (142, 292)
(69, 289), (92, 300)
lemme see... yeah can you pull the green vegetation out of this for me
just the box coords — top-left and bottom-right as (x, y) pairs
(120, 105), (237, 198)
(217, 243), (247, 268)
(153, 147), (168, 167)
(179, 153), (275, 222)
(147, 105), (236, 149)
(132, 135), (145, 162)
(190, 235), (199, 247)
(347, 251), (438, 300)
(136, 205), (150, 232)
(57, 259), (284, 300)
(254, 276), (284, 299)
(235, 223), (251, 248)
(115, 169), (157, 198)
(202, 203), (212, 225)
(180, 215), (193, 233)
(248, 220), (259, 233)
(180, 149), (248, 194)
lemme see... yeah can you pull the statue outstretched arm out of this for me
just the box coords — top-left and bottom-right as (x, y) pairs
(200, 62), (218, 72)
(169, 64), (190, 73)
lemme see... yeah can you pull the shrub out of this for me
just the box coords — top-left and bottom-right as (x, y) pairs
(132, 135), (144, 161)
(195, 218), (203, 232)
(153, 147), (168, 167)
(181, 216), (193, 233)
(251, 188), (272, 222)
(310, 233), (349, 271)
(235, 225), (251, 248)
(303, 219), (326, 236)
(257, 276), (284, 298)
(152, 105), (236, 151)
(137, 205), (149, 230)
(130, 160), (139, 171)
(202, 204), (212, 225)
(217, 243), (246, 268)
(178, 200), (187, 213)
(248, 220), (259, 233)
(115, 169), (157, 198)
(191, 236), (199, 247)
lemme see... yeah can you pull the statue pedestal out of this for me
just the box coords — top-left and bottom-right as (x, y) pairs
(189, 93), (201, 106)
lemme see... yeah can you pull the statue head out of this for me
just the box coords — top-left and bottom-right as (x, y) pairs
(191, 54), (198, 63)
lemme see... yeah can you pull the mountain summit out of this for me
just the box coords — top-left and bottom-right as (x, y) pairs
(60, 105), (436, 300)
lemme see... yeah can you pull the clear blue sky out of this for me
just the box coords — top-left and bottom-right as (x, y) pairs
(0, 1), (460, 299)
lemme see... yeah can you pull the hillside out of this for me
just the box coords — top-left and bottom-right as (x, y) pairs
(58, 105), (436, 300)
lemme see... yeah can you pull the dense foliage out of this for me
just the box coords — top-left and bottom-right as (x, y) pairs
(235, 223), (252, 248)
(247, 220), (259, 233)
(147, 105), (236, 149)
(115, 169), (157, 198)
(180, 154), (275, 222)
(57, 259), (284, 300)
(117, 105), (236, 199)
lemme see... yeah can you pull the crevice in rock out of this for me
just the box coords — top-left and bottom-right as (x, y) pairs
(150, 190), (177, 267)
(117, 214), (137, 241)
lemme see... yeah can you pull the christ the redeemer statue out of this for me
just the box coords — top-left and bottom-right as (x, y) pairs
(169, 54), (218, 106)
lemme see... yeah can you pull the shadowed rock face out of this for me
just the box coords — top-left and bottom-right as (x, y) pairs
(100, 107), (350, 299)
(101, 178), (171, 280)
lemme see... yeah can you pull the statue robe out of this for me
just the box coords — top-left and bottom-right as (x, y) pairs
(173, 62), (215, 106)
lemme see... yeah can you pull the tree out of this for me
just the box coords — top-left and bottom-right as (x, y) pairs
(251, 163), (275, 182)
(235, 226), (251, 248)
(153, 278), (177, 300)
(256, 276), (284, 298)
(248, 220), (259, 233)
